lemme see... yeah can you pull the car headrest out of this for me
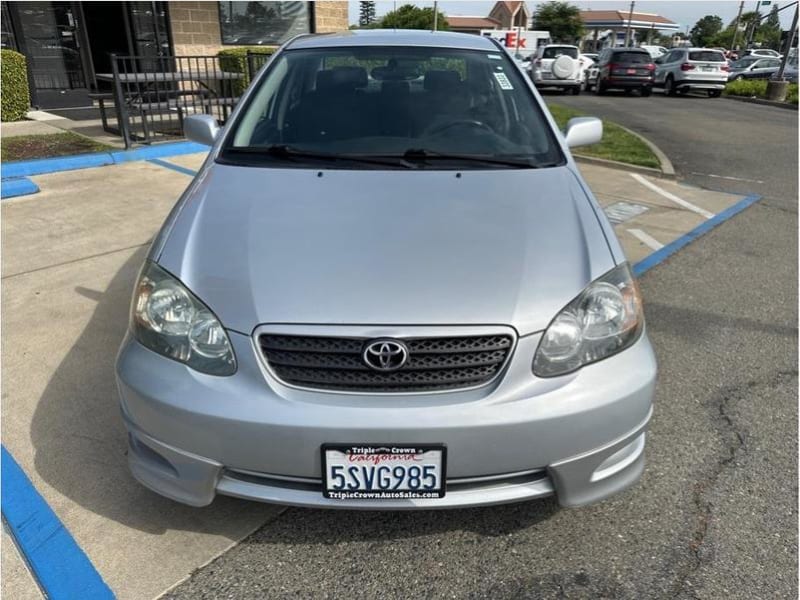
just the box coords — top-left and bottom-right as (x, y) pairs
(424, 70), (461, 92)
(316, 67), (368, 91)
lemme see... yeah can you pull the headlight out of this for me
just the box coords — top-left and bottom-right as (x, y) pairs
(131, 262), (236, 376)
(533, 263), (643, 378)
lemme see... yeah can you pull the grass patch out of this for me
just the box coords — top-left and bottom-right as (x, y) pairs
(546, 103), (661, 169)
(723, 79), (798, 105)
(1, 132), (113, 162)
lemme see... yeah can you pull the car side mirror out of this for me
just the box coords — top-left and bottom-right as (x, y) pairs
(564, 117), (602, 148)
(184, 114), (220, 146)
(654, 57), (663, 64)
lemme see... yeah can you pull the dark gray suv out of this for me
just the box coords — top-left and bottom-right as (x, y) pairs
(590, 48), (655, 96)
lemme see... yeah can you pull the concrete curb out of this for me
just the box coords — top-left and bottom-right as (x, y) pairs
(1, 141), (209, 178)
(1, 177), (40, 199)
(722, 95), (798, 110)
(573, 154), (668, 179)
(614, 123), (676, 178)
(573, 122), (676, 179)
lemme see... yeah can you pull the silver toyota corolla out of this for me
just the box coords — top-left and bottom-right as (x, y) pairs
(116, 30), (657, 509)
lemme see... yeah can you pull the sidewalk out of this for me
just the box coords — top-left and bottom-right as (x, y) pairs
(1, 111), (124, 148)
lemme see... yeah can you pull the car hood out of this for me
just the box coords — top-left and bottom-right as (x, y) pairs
(157, 164), (615, 335)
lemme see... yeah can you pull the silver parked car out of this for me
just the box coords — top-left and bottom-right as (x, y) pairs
(116, 30), (657, 510)
(654, 47), (729, 97)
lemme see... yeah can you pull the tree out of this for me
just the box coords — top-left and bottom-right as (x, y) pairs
(758, 5), (782, 49)
(380, 4), (449, 30)
(359, 1), (376, 28)
(690, 15), (723, 47)
(533, 2), (584, 44)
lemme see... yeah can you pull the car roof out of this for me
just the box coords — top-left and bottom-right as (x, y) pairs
(610, 47), (649, 52)
(286, 29), (499, 51)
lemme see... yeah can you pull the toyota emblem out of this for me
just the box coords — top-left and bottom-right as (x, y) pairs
(362, 339), (409, 371)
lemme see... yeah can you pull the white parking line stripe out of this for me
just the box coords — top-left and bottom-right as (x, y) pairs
(629, 173), (715, 219)
(627, 228), (665, 250)
(690, 172), (765, 184)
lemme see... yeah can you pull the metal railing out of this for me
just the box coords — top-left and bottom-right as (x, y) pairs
(101, 54), (247, 147)
(246, 51), (273, 81)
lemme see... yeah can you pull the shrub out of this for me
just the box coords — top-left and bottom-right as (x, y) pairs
(217, 46), (276, 96)
(724, 78), (799, 104)
(724, 79), (768, 98)
(785, 85), (798, 105)
(1, 50), (30, 122)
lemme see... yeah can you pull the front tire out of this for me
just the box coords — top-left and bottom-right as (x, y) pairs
(595, 79), (607, 95)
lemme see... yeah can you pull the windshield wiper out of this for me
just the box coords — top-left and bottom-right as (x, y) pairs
(227, 145), (413, 169)
(400, 148), (544, 169)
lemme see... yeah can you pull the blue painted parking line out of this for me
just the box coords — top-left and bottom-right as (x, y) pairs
(633, 194), (762, 276)
(1, 176), (39, 199)
(1, 141), (209, 178)
(148, 158), (198, 177)
(1, 446), (115, 600)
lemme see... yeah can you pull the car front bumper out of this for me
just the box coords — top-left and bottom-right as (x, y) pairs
(116, 328), (657, 509)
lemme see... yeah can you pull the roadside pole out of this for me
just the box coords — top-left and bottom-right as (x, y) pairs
(747, 0), (762, 47)
(767, 3), (798, 101)
(433, 1), (438, 31)
(624, 1), (635, 46)
(731, 1), (744, 53)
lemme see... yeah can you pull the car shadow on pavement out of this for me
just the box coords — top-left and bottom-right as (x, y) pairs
(242, 499), (561, 546)
(29, 246), (275, 536)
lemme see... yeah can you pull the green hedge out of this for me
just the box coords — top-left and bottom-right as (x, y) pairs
(217, 46), (276, 95)
(1, 50), (30, 122)
(724, 79), (799, 105)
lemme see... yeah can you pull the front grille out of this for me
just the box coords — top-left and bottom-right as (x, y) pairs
(259, 333), (514, 393)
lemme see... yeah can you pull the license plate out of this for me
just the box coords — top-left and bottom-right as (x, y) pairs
(627, 68), (636, 74)
(701, 66), (714, 72)
(322, 444), (446, 500)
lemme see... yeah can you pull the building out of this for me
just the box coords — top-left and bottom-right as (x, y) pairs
(446, 16), (501, 35)
(488, 1), (530, 29)
(579, 9), (679, 51)
(0, 1), (348, 109)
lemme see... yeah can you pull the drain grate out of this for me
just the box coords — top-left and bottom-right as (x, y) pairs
(604, 202), (649, 225)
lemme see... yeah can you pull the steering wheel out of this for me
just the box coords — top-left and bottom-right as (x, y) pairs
(424, 119), (494, 136)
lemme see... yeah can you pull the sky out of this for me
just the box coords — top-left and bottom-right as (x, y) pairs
(347, 1), (798, 31)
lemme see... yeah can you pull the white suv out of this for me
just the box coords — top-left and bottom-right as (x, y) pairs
(743, 48), (783, 59)
(531, 44), (582, 95)
(653, 47), (729, 97)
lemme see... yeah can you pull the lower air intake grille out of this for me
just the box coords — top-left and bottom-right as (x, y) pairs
(259, 333), (514, 393)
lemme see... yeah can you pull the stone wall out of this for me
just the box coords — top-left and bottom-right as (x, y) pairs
(313, 1), (349, 33)
(168, 1), (349, 56)
(168, 2), (225, 56)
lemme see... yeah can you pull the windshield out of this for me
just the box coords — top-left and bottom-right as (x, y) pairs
(689, 51), (726, 62)
(221, 46), (563, 169)
(731, 58), (759, 69)
(613, 51), (652, 64)
(542, 46), (578, 59)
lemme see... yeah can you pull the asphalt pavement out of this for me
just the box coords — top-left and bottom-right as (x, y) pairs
(163, 96), (798, 598)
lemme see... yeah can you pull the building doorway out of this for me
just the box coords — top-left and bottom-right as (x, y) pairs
(2, 1), (172, 109)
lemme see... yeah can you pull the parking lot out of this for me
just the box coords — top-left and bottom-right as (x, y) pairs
(2, 91), (797, 599)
